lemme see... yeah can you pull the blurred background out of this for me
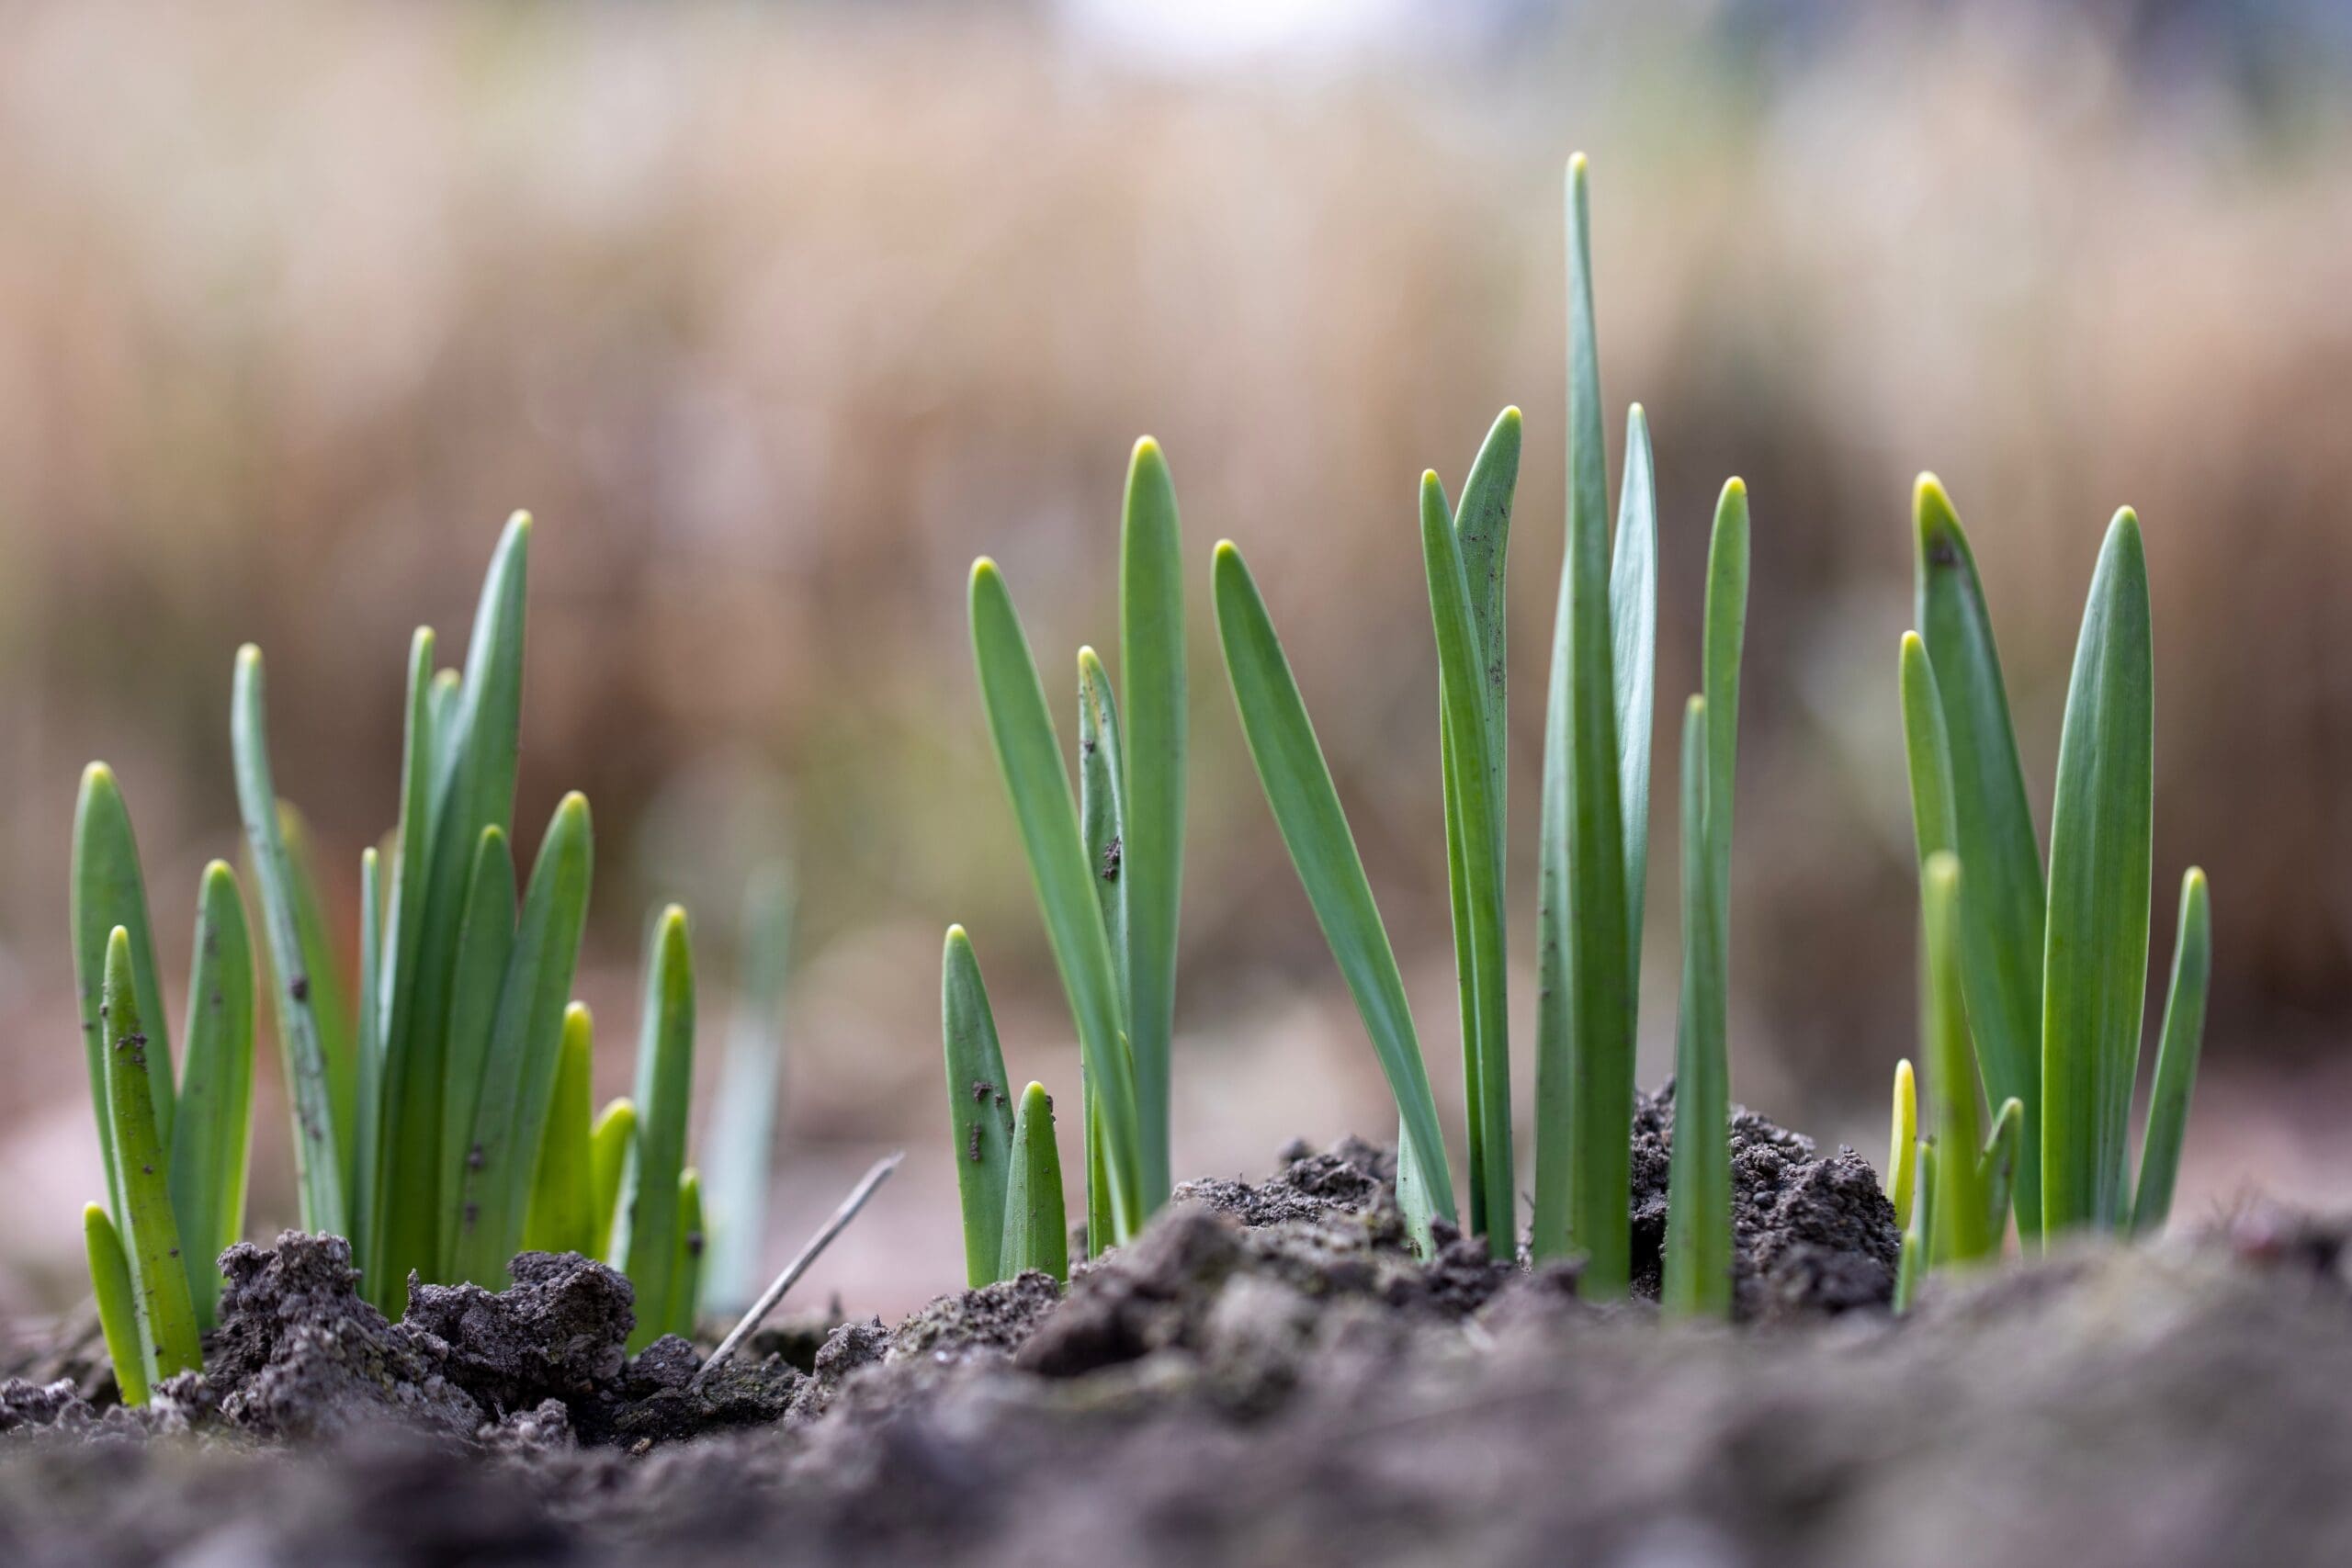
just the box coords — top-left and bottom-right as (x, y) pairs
(2, 0), (2349, 1319)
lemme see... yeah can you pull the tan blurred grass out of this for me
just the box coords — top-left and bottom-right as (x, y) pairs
(1, 2), (2349, 1313)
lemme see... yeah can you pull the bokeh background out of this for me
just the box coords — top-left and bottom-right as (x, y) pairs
(3, 0), (2350, 1320)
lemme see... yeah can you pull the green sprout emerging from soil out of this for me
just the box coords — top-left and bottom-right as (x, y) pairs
(944, 153), (2214, 1318)
(75, 516), (726, 1402)
(1893, 478), (2213, 1288)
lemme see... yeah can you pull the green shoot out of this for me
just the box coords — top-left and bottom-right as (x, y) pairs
(619, 906), (696, 1349)
(1000, 1083), (1069, 1282)
(676, 1168), (705, 1332)
(276, 805), (357, 1175)
(1611, 405), (1658, 998)
(232, 646), (346, 1239)
(1913, 477), (2047, 1241)
(1922, 853), (1996, 1265)
(2132, 869), (2213, 1234)
(1118, 437), (1186, 1206)
(1887, 1059), (1917, 1224)
(354, 846), (383, 1244)
(941, 925), (1018, 1286)
(84, 1203), (147, 1407)
(525, 1004), (599, 1258)
(1424, 465), (1513, 1253)
(1211, 538), (1455, 1248)
(704, 864), (797, 1312)
(1894, 1139), (1935, 1316)
(101, 927), (202, 1387)
(1533, 153), (1636, 1295)
(2041, 511), (2154, 1235)
(170, 861), (255, 1327)
(967, 558), (1147, 1246)
(1663, 696), (1731, 1319)
(72, 764), (175, 1222)
(589, 1097), (637, 1264)
(1076, 644), (1128, 1258)
(438, 827), (517, 1276)
(1982, 1096), (2024, 1235)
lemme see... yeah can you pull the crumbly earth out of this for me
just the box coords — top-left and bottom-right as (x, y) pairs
(3, 1107), (2347, 1567)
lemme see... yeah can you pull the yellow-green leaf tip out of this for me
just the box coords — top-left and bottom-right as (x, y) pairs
(82, 761), (116, 791)
(1132, 435), (1161, 462)
(1723, 476), (1747, 501)
(944, 921), (969, 945)
(1019, 1081), (1053, 1116)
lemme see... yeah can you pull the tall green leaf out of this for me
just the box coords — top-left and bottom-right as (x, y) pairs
(1923, 852), (1994, 1264)
(368, 627), (437, 1290)
(451, 793), (594, 1287)
(378, 516), (529, 1302)
(967, 558), (1146, 1244)
(1915, 476), (2046, 1240)
(1533, 152), (1634, 1295)
(231, 647), (345, 1237)
(1423, 469), (1512, 1252)
(589, 1098), (637, 1264)
(353, 846), (383, 1264)
(1212, 539), (1454, 1246)
(619, 906), (696, 1349)
(1702, 479), (1748, 949)
(101, 927), (202, 1386)
(1663, 696), (1731, 1319)
(1898, 633), (1959, 865)
(1000, 1082), (1070, 1282)
(2041, 511), (2154, 1235)
(1119, 436), (1185, 1207)
(276, 804), (356, 1169)
(1611, 405), (1657, 985)
(436, 827), (517, 1278)
(941, 925), (1018, 1287)
(171, 861), (254, 1327)
(1076, 646), (1127, 1258)
(2132, 868), (2212, 1234)
(71, 763), (175, 1215)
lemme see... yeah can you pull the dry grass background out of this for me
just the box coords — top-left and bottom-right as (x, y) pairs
(1, 0), (2348, 1314)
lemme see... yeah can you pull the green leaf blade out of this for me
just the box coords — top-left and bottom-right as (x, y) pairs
(1610, 405), (1657, 983)
(999, 1082), (1070, 1283)
(85, 1202), (149, 1406)
(436, 826), (518, 1279)
(941, 925), (1017, 1287)
(171, 861), (255, 1328)
(2041, 511), (2154, 1235)
(525, 1003), (598, 1259)
(1118, 436), (1186, 1208)
(72, 763), (175, 1211)
(968, 558), (1146, 1244)
(1663, 696), (1731, 1320)
(619, 906), (695, 1350)
(101, 927), (203, 1385)
(2132, 868), (2212, 1235)
(1924, 852), (1994, 1264)
(589, 1098), (637, 1264)
(1211, 539), (1454, 1243)
(1915, 476), (2047, 1241)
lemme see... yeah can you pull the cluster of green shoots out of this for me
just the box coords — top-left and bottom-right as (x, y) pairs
(75, 517), (722, 1405)
(1887, 480), (2211, 1309)
(944, 155), (2211, 1318)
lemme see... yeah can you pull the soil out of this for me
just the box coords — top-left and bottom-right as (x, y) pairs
(3, 1090), (2347, 1567)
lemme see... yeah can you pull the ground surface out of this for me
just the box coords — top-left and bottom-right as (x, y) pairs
(2, 1093), (2346, 1568)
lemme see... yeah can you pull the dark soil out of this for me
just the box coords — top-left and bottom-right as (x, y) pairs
(4, 1094), (2347, 1567)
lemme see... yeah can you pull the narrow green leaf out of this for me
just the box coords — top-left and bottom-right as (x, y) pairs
(1533, 152), (1635, 1296)
(72, 763), (175, 1214)
(1888, 1058), (1918, 1224)
(368, 627), (436, 1296)
(1119, 435), (1185, 1208)
(675, 1168), (706, 1337)
(589, 1097), (637, 1264)
(967, 558), (1145, 1244)
(704, 863), (795, 1311)
(525, 1003), (598, 1258)
(452, 793), (594, 1287)
(276, 804), (356, 1173)
(999, 1082), (1069, 1282)
(1702, 478), (1749, 938)
(436, 826), (517, 1279)
(1423, 469), (1512, 1253)
(85, 1203), (148, 1407)
(1077, 645), (1129, 1258)
(1915, 476), (2047, 1241)
(1611, 406), (1657, 984)
(619, 906), (695, 1350)
(171, 862), (254, 1328)
(379, 516), (530, 1303)
(941, 925), (1017, 1286)
(2041, 510), (2154, 1235)
(1211, 539), (1455, 1244)
(101, 928), (202, 1385)
(1923, 852), (1994, 1265)
(1664, 696), (1732, 1319)
(2132, 869), (2212, 1234)
(1898, 633), (1960, 865)
(353, 847), (383, 1269)
(231, 647), (345, 1238)
(1894, 1139), (1935, 1316)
